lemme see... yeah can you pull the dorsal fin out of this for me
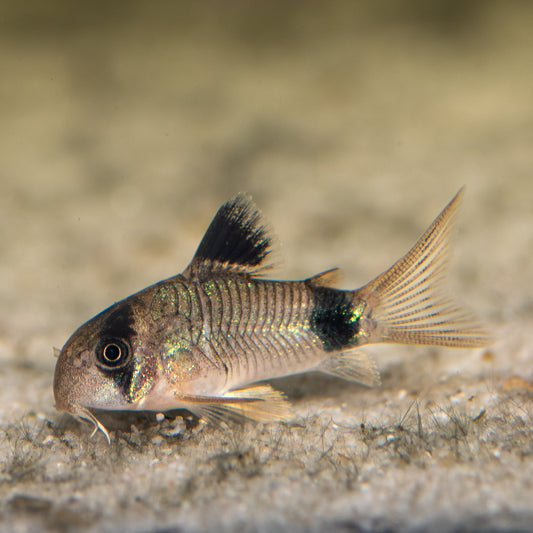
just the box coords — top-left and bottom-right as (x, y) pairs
(184, 194), (275, 280)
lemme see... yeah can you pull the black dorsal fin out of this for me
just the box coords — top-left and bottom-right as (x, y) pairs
(184, 194), (274, 280)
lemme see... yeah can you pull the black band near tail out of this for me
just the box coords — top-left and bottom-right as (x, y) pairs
(310, 286), (362, 351)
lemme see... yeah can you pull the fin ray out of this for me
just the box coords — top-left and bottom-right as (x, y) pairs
(179, 385), (293, 425)
(184, 194), (275, 280)
(357, 188), (490, 348)
(316, 350), (381, 387)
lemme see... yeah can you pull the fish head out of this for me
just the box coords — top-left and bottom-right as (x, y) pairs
(53, 299), (159, 418)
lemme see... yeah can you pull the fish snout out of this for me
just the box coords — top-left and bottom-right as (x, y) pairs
(53, 346), (93, 413)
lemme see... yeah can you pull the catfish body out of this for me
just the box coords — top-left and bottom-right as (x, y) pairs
(53, 191), (489, 441)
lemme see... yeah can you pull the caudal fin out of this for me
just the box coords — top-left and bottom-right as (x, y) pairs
(356, 188), (490, 348)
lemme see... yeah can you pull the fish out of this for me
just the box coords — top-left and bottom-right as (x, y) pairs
(53, 189), (489, 442)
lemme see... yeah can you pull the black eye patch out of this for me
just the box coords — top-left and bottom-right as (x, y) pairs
(101, 303), (137, 340)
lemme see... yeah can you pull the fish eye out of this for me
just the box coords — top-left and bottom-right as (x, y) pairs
(96, 338), (130, 369)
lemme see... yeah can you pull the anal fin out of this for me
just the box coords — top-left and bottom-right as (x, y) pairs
(316, 350), (381, 387)
(179, 385), (293, 426)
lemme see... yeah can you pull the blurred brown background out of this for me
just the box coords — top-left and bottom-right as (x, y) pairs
(1, 2), (532, 532)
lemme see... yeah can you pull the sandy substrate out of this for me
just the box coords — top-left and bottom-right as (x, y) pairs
(1, 2), (532, 532)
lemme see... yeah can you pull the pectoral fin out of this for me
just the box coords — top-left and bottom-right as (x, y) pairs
(178, 385), (293, 426)
(316, 350), (381, 387)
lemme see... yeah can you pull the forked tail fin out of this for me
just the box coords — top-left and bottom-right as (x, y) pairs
(356, 188), (490, 348)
